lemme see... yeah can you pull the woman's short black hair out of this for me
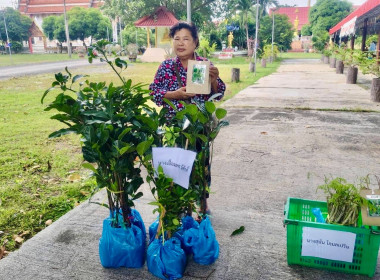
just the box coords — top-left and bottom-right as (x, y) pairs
(169, 21), (199, 48)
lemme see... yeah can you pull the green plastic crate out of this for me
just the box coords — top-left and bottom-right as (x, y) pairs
(284, 197), (380, 277)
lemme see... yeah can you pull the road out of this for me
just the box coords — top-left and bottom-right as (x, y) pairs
(0, 59), (105, 80)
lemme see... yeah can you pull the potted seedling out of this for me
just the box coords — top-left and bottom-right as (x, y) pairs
(41, 40), (156, 268)
(145, 166), (195, 279)
(263, 44), (278, 64)
(330, 45), (338, 68)
(143, 96), (228, 278)
(359, 52), (380, 102)
(322, 48), (331, 64)
(344, 49), (363, 84)
(165, 97), (227, 263)
(126, 43), (138, 62)
(335, 44), (346, 74)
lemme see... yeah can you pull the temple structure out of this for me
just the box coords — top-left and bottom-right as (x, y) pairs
(270, 6), (311, 52)
(134, 6), (178, 62)
(18, 0), (103, 28)
(17, 0), (104, 53)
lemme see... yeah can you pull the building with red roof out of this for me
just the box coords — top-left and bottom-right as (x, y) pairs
(270, 7), (310, 32)
(17, 0), (104, 53)
(18, 0), (103, 28)
(134, 6), (179, 62)
(329, 0), (380, 50)
(134, 6), (178, 28)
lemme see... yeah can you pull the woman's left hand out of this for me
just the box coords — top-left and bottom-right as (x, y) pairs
(209, 66), (219, 84)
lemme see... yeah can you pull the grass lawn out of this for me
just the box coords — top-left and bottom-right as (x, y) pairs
(0, 55), (281, 255)
(279, 52), (321, 59)
(0, 53), (82, 67)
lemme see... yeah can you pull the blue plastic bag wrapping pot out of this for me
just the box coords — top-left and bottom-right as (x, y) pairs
(99, 209), (146, 268)
(149, 218), (159, 245)
(149, 216), (199, 254)
(147, 237), (187, 280)
(173, 216), (199, 255)
(183, 216), (219, 265)
(130, 209), (146, 237)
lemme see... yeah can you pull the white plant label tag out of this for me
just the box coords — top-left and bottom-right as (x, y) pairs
(152, 147), (196, 189)
(301, 227), (356, 263)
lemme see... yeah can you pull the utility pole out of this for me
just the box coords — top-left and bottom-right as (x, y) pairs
(2, 9), (12, 57)
(187, 0), (191, 23)
(272, 9), (275, 60)
(254, 0), (259, 75)
(63, 0), (72, 58)
(119, 20), (123, 47)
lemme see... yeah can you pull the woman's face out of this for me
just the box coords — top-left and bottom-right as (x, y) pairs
(173, 28), (197, 60)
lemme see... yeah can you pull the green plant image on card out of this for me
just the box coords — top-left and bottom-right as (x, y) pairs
(368, 199), (380, 217)
(192, 65), (206, 85)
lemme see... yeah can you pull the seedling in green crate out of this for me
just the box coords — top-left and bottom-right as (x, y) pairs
(317, 176), (375, 226)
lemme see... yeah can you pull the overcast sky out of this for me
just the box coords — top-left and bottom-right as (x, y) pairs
(0, 0), (370, 8)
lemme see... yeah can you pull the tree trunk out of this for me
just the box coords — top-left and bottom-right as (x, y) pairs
(269, 56), (273, 63)
(346, 66), (358, 84)
(246, 24), (250, 56)
(261, 58), (267, 68)
(371, 78), (380, 102)
(249, 62), (255, 72)
(336, 60), (344, 74)
(231, 68), (240, 82)
(321, 54), (325, 61)
(324, 56), (329, 64)
(330, 57), (336, 68)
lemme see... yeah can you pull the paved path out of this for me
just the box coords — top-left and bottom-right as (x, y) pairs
(1, 59), (380, 280)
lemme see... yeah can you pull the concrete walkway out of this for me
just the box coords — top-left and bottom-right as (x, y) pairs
(1, 59), (380, 280)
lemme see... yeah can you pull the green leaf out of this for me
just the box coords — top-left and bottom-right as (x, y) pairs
(125, 79), (132, 89)
(197, 111), (208, 124)
(65, 67), (72, 78)
(197, 134), (208, 143)
(48, 128), (77, 138)
(72, 74), (86, 84)
(148, 201), (161, 206)
(205, 102), (216, 114)
(119, 144), (133, 155)
(163, 98), (177, 111)
(118, 127), (132, 140)
(172, 218), (179, 226)
(186, 104), (198, 116)
(215, 108), (227, 119)
(136, 139), (153, 156)
(82, 163), (98, 174)
(41, 87), (55, 104)
(133, 192), (143, 200)
(231, 226), (245, 236)
(115, 57), (128, 69)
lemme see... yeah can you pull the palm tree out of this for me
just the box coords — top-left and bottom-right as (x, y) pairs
(234, 0), (255, 55)
(259, 0), (279, 16)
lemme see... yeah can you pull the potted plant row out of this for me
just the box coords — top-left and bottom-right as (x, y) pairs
(42, 40), (229, 279)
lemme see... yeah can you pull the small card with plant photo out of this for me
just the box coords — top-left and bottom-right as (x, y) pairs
(186, 60), (211, 95)
(360, 189), (380, 226)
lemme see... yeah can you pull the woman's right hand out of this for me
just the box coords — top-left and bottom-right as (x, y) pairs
(165, 87), (196, 100)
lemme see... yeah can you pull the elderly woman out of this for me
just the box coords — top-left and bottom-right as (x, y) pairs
(150, 21), (225, 214)
(149, 21), (226, 120)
